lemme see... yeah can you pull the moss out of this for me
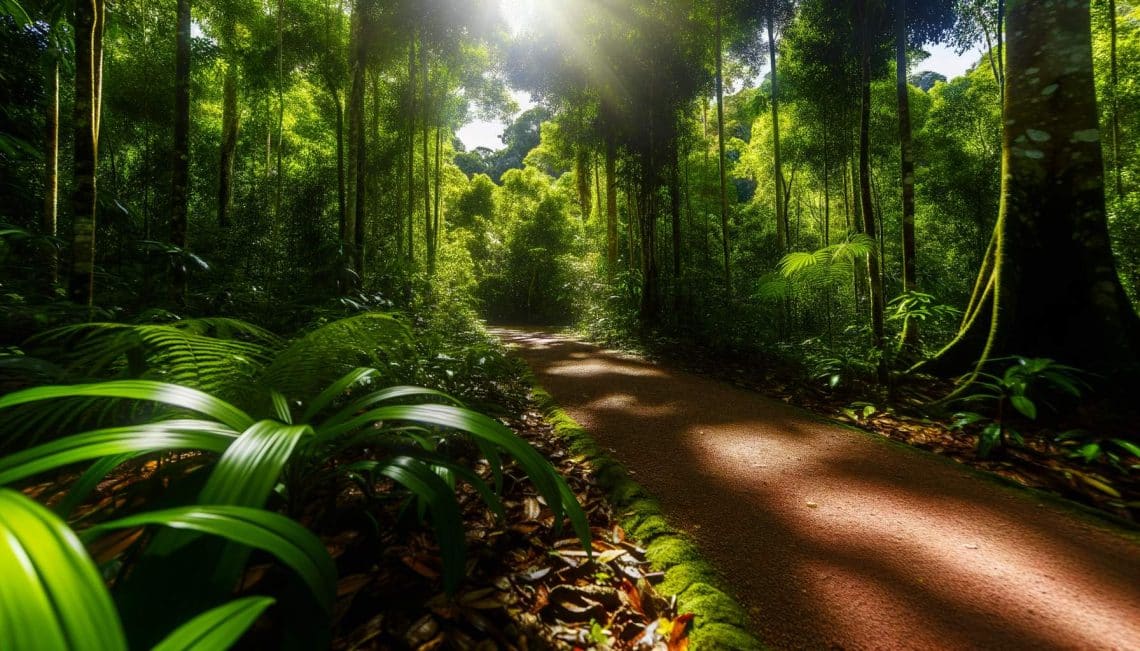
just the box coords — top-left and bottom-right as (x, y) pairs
(659, 561), (719, 596)
(688, 622), (763, 651)
(529, 375), (766, 650)
(608, 477), (647, 506)
(678, 587), (749, 629)
(631, 515), (676, 542)
(645, 535), (702, 566)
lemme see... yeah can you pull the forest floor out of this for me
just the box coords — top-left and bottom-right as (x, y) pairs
(493, 327), (1140, 650)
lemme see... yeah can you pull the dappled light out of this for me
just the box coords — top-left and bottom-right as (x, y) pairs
(2, 0), (1139, 647)
(500, 329), (1140, 649)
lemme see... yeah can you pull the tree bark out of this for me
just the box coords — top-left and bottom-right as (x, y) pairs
(170, 0), (191, 300)
(928, 0), (1140, 389)
(69, 0), (105, 306)
(432, 125), (442, 273)
(715, 0), (731, 292)
(858, 1), (887, 374)
(1108, 0), (1123, 197)
(421, 43), (433, 274)
(605, 134), (618, 280)
(406, 35), (416, 264)
(896, 0), (919, 347)
(767, 6), (788, 254)
(347, 0), (366, 282)
(219, 57), (240, 230)
(43, 59), (59, 285)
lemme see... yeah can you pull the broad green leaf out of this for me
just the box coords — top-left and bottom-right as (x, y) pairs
(322, 403), (588, 549)
(320, 384), (462, 428)
(270, 390), (292, 424)
(300, 368), (379, 422)
(0, 381), (254, 431)
(199, 421), (311, 508)
(0, 490), (127, 651)
(0, 421), (238, 486)
(85, 506), (336, 612)
(1009, 395), (1037, 420)
(151, 596), (274, 651)
(374, 456), (466, 593)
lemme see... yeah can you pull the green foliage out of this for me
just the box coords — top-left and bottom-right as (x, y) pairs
(0, 489), (280, 651)
(0, 310), (589, 644)
(952, 357), (1087, 457)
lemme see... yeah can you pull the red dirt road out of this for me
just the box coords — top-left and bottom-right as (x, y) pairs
(494, 328), (1140, 650)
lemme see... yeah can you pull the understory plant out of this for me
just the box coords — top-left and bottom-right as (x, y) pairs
(951, 357), (1087, 457)
(0, 313), (589, 648)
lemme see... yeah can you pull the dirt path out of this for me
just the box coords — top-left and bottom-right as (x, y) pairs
(493, 328), (1140, 650)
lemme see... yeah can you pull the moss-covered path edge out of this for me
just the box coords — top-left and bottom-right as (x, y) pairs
(530, 380), (764, 650)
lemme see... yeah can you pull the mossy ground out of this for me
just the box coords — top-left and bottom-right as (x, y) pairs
(530, 383), (765, 650)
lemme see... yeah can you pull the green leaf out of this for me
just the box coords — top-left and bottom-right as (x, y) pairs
(0, 381), (254, 431)
(270, 390), (292, 424)
(300, 368), (379, 422)
(85, 506), (336, 612)
(198, 421), (312, 508)
(316, 403), (587, 547)
(320, 384), (463, 428)
(0, 489), (127, 651)
(151, 596), (274, 651)
(374, 456), (466, 593)
(1009, 395), (1037, 420)
(0, 421), (238, 486)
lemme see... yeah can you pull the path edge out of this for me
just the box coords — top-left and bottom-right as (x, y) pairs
(529, 378), (766, 651)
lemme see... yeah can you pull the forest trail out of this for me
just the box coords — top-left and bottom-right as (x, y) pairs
(492, 328), (1140, 650)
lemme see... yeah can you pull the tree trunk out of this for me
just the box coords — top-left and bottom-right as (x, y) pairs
(421, 44), (433, 274)
(432, 125), (442, 273)
(1108, 0), (1123, 197)
(170, 0), (191, 300)
(406, 35), (416, 264)
(670, 151), (683, 314)
(330, 84), (346, 245)
(347, 0), (366, 282)
(896, 0), (919, 347)
(605, 134), (618, 280)
(43, 59), (59, 285)
(928, 0), (1140, 389)
(69, 0), (105, 306)
(219, 57), (240, 230)
(767, 6), (788, 254)
(858, 2), (887, 375)
(715, 0), (731, 292)
(576, 147), (591, 220)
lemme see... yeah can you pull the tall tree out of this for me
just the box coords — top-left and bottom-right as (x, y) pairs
(928, 0), (1140, 388)
(715, 0), (732, 291)
(69, 0), (106, 306)
(347, 0), (366, 280)
(170, 0), (192, 299)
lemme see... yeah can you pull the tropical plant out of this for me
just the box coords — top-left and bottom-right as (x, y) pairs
(0, 312), (589, 645)
(951, 357), (1087, 457)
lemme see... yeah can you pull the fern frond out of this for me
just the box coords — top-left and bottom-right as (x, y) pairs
(260, 313), (415, 402)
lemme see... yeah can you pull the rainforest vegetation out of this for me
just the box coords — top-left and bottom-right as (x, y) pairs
(1, 0), (1138, 648)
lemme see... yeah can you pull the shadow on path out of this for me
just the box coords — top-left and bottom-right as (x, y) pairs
(494, 328), (1140, 650)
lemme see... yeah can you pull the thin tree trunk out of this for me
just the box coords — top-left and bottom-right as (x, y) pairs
(406, 35), (416, 264)
(715, 0), (731, 291)
(767, 6), (787, 254)
(347, 0), (366, 281)
(330, 85), (346, 244)
(69, 0), (106, 306)
(170, 0), (192, 300)
(605, 134), (618, 280)
(1108, 0), (1123, 197)
(421, 44), (433, 273)
(43, 59), (59, 284)
(219, 57), (240, 230)
(433, 125), (442, 272)
(858, 2), (887, 377)
(576, 147), (591, 220)
(896, 0), (919, 347)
